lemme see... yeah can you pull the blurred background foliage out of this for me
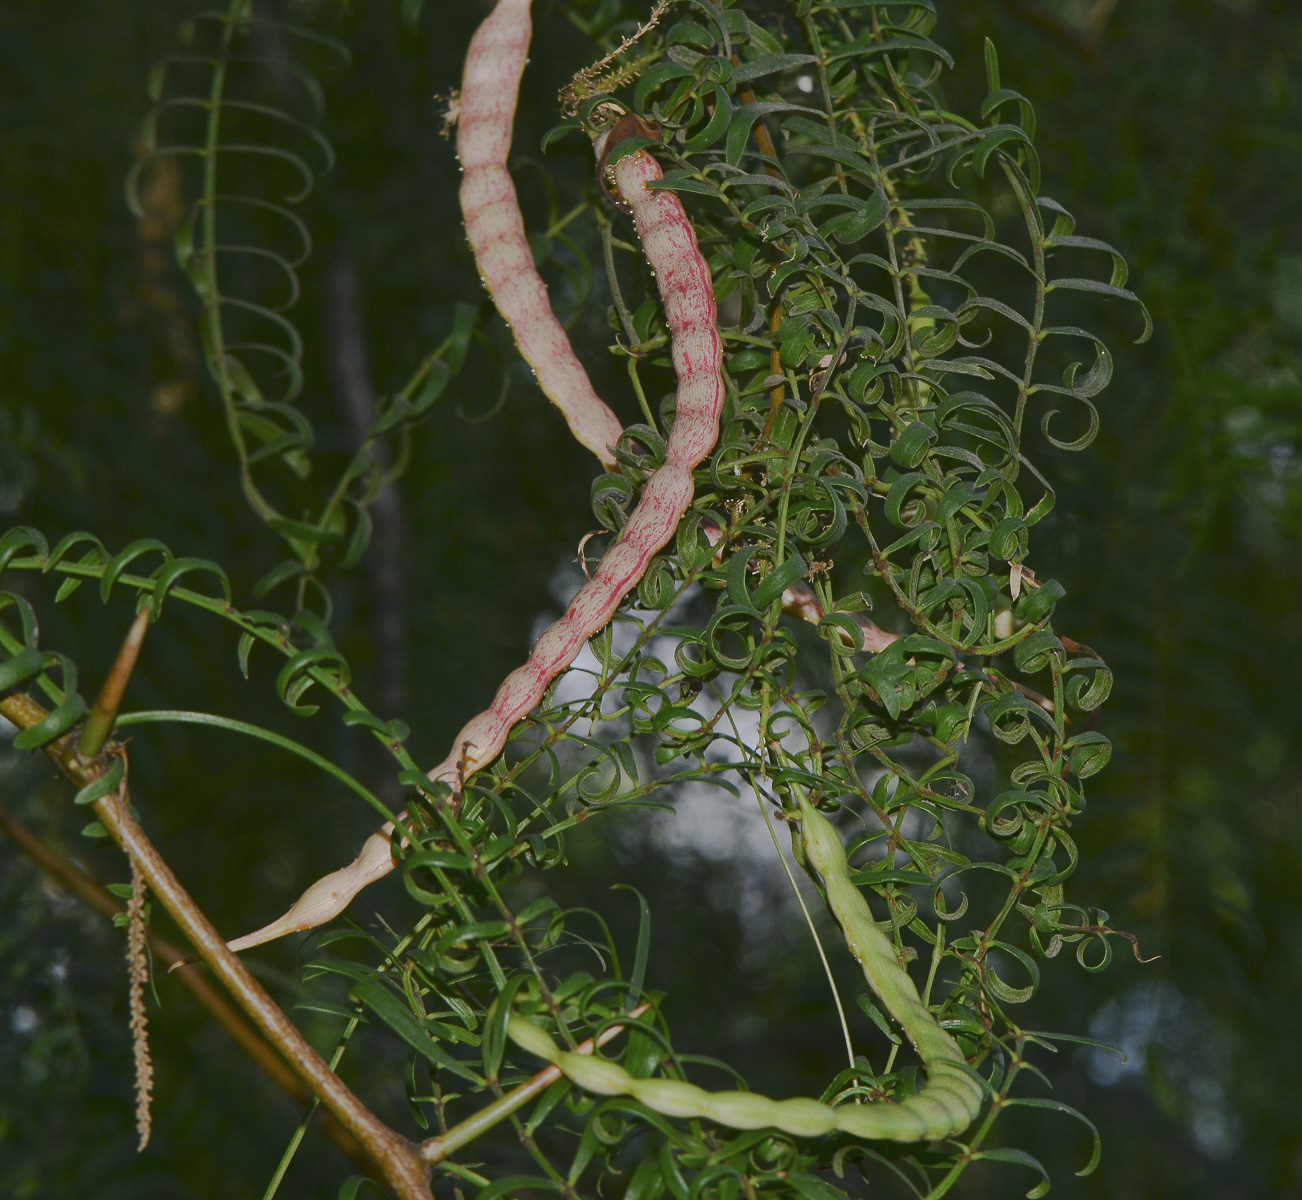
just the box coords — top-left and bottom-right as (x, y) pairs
(0, 0), (1298, 1197)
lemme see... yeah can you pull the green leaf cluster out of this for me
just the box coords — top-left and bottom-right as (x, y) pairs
(0, 2), (1152, 1197)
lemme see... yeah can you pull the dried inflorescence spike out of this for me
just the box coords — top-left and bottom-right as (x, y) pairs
(560, 0), (669, 117)
(126, 853), (154, 1151)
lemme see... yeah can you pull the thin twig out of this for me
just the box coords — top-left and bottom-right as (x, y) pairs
(0, 693), (432, 1200)
(327, 260), (409, 726)
(0, 801), (371, 1169)
(420, 1003), (651, 1165)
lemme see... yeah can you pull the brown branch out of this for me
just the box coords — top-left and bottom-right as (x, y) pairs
(0, 801), (370, 1170)
(0, 692), (431, 1200)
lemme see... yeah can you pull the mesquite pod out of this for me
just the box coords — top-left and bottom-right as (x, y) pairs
(457, 0), (625, 470)
(508, 795), (983, 1142)
(228, 8), (723, 952)
(423, 117), (723, 792)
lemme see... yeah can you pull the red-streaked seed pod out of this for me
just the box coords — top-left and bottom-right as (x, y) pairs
(227, 9), (723, 953)
(457, 0), (625, 470)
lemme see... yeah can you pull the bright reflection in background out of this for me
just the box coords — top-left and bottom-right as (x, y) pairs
(532, 563), (968, 959)
(1088, 981), (1239, 1159)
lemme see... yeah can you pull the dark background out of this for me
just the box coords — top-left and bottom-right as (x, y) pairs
(1, 1), (1299, 1197)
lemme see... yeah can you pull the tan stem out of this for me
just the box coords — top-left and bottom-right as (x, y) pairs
(78, 606), (150, 758)
(0, 693), (431, 1200)
(0, 800), (370, 1170)
(419, 1003), (650, 1164)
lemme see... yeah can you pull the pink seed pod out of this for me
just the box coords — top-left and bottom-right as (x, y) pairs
(457, 0), (625, 471)
(228, 21), (724, 953)
(423, 120), (724, 792)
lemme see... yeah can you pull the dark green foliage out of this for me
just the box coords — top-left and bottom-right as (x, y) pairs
(1, 1), (1298, 1199)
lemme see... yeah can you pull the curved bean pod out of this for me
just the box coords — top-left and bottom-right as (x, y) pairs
(228, 38), (724, 952)
(509, 795), (983, 1142)
(458, 0), (625, 471)
(423, 126), (723, 790)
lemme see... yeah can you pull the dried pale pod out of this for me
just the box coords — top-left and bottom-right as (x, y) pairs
(228, 0), (723, 952)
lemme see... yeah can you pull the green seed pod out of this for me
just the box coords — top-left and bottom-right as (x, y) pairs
(506, 794), (984, 1144)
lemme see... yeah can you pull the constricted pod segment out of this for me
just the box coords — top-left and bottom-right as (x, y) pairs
(508, 795), (983, 1141)
(457, 0), (625, 470)
(227, 9), (724, 953)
